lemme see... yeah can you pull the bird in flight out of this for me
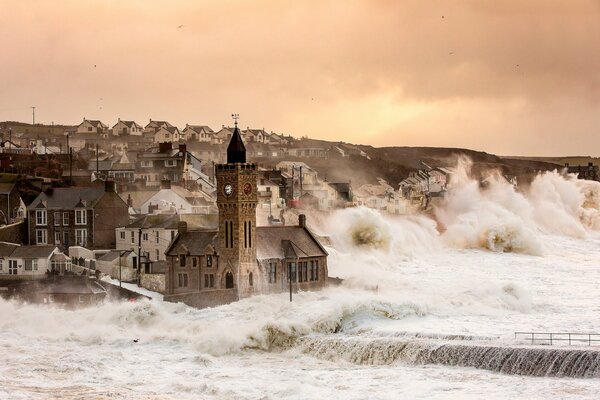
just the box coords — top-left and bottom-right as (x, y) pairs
(177, 25), (184, 29)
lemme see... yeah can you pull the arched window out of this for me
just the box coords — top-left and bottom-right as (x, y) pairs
(225, 271), (234, 289)
(249, 272), (253, 286)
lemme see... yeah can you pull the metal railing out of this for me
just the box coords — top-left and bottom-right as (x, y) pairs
(515, 332), (600, 346)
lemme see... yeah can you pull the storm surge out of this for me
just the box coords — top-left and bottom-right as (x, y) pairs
(296, 335), (600, 378)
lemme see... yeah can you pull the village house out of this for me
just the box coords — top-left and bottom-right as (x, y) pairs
(96, 249), (139, 282)
(153, 126), (182, 143)
(164, 124), (328, 308)
(0, 243), (71, 281)
(115, 213), (217, 263)
(183, 124), (214, 143)
(144, 119), (175, 134)
(212, 126), (235, 144)
(0, 183), (26, 224)
(112, 119), (143, 136)
(76, 119), (109, 138)
(27, 181), (130, 250)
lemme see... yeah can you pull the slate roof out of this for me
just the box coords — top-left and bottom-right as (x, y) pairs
(255, 226), (327, 260)
(41, 279), (107, 295)
(98, 250), (132, 262)
(0, 182), (15, 195)
(0, 242), (19, 257)
(11, 245), (56, 258)
(113, 120), (141, 129)
(185, 125), (214, 133)
(166, 229), (219, 256)
(125, 214), (218, 230)
(227, 126), (246, 163)
(84, 120), (107, 128)
(28, 187), (105, 210)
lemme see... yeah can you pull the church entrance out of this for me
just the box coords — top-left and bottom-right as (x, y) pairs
(225, 272), (234, 289)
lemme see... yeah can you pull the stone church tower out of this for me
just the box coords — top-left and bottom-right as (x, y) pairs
(215, 121), (258, 298)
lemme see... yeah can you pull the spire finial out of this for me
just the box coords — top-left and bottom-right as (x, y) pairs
(232, 113), (239, 129)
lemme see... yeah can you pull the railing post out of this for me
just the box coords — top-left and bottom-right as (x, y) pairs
(550, 333), (552, 346)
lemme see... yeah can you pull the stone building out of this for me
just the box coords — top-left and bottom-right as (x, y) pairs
(27, 181), (130, 250)
(164, 124), (328, 308)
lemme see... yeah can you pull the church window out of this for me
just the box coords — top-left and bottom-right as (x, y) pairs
(225, 271), (234, 288)
(206, 255), (212, 267)
(249, 272), (253, 286)
(179, 255), (186, 267)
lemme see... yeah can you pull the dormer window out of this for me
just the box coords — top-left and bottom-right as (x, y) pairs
(165, 160), (177, 167)
(75, 209), (87, 225)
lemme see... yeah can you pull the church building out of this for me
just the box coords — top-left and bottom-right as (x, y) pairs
(164, 122), (328, 308)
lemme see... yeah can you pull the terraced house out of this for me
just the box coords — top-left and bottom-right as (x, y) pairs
(27, 182), (129, 250)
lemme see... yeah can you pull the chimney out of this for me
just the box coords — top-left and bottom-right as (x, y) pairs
(161, 179), (171, 190)
(104, 180), (115, 192)
(298, 214), (306, 228)
(148, 202), (158, 214)
(178, 144), (187, 154)
(158, 142), (172, 153)
(126, 194), (133, 207)
(178, 221), (188, 235)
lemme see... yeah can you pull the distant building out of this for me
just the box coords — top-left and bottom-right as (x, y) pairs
(0, 243), (70, 281)
(144, 119), (175, 134)
(76, 119), (109, 138)
(112, 119), (143, 136)
(164, 124), (328, 308)
(566, 162), (599, 181)
(183, 125), (214, 143)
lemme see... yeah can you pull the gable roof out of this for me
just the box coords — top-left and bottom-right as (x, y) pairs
(185, 125), (214, 134)
(11, 245), (56, 258)
(166, 229), (219, 256)
(28, 187), (106, 210)
(0, 182), (16, 195)
(255, 226), (328, 260)
(81, 120), (107, 129)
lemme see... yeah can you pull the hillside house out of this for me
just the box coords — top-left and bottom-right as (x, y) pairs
(112, 119), (143, 136)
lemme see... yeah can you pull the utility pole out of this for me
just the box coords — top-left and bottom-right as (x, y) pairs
(299, 166), (303, 197)
(31, 106), (36, 124)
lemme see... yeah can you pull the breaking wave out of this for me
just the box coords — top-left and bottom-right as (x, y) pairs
(296, 335), (600, 378)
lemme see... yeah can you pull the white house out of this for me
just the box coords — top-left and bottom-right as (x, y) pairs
(112, 119), (143, 136)
(76, 119), (109, 137)
(154, 126), (182, 143)
(183, 125), (214, 143)
(0, 243), (70, 280)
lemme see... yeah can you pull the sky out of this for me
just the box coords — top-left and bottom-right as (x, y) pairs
(0, 0), (599, 156)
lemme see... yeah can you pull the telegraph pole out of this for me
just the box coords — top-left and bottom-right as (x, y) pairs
(31, 106), (36, 124)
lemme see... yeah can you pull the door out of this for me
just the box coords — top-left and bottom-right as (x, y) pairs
(225, 272), (234, 289)
(8, 260), (17, 275)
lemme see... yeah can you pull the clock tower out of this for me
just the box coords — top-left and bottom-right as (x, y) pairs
(215, 117), (258, 297)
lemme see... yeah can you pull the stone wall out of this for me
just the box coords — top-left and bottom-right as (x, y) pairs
(141, 273), (165, 294)
(164, 289), (238, 309)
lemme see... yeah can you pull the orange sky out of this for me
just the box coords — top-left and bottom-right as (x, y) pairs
(1, 0), (599, 156)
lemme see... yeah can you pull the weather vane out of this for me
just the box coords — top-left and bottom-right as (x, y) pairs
(231, 113), (239, 128)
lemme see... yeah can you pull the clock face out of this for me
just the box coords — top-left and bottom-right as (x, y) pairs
(243, 182), (253, 195)
(224, 183), (233, 196)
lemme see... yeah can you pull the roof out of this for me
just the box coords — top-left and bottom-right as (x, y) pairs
(158, 126), (180, 134)
(11, 245), (56, 258)
(145, 120), (174, 128)
(0, 182), (15, 195)
(119, 190), (158, 209)
(41, 279), (107, 295)
(185, 125), (214, 133)
(227, 126), (246, 163)
(113, 120), (142, 129)
(255, 226), (328, 260)
(28, 187), (106, 210)
(0, 242), (19, 257)
(98, 250), (132, 262)
(124, 214), (217, 230)
(166, 229), (219, 256)
(82, 120), (107, 128)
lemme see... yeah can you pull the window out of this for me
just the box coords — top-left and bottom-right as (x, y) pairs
(210, 274), (214, 287)
(36, 210), (47, 226)
(303, 262), (308, 282)
(171, 231), (175, 240)
(54, 212), (61, 226)
(310, 260), (315, 281)
(178, 273), (188, 287)
(141, 160), (152, 168)
(204, 274), (209, 288)
(79, 295), (85, 304)
(315, 260), (319, 281)
(0, 259), (3, 271)
(24, 259), (38, 271)
(75, 209), (87, 225)
(164, 160), (177, 167)
(156, 231), (160, 244)
(55, 231), (61, 245)
(249, 272), (253, 286)
(75, 229), (87, 246)
(206, 255), (212, 267)
(120, 231), (125, 240)
(268, 263), (277, 283)
(142, 233), (149, 241)
(8, 260), (17, 275)
(130, 231), (135, 244)
(192, 257), (198, 268)
(179, 255), (186, 267)
(132, 256), (138, 269)
(63, 212), (69, 225)
(63, 232), (69, 246)
(36, 229), (48, 245)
